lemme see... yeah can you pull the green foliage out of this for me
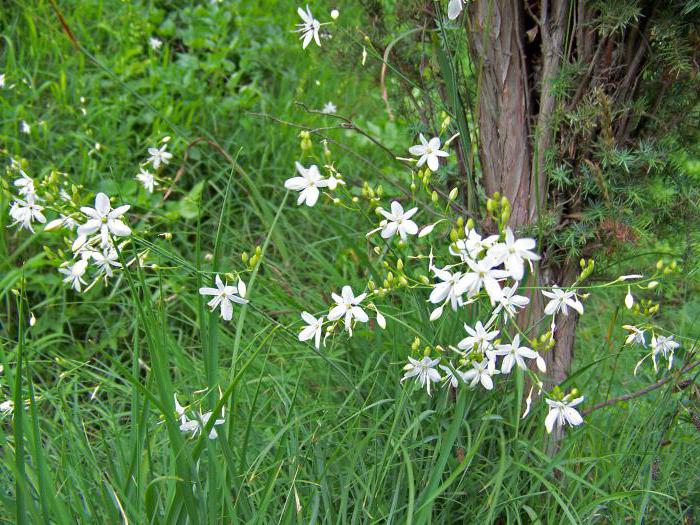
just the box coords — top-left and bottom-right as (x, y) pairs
(0, 1), (698, 524)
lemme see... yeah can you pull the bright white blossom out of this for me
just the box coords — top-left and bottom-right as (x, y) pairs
(147, 144), (172, 169)
(461, 257), (509, 304)
(296, 5), (321, 49)
(149, 37), (162, 50)
(487, 228), (540, 281)
(59, 259), (89, 292)
(462, 359), (498, 390)
(428, 266), (469, 315)
(0, 74), (5, 88)
(542, 286), (584, 317)
(199, 274), (248, 321)
(545, 397), (584, 434)
(450, 227), (499, 261)
(494, 334), (538, 374)
(298, 312), (324, 349)
(408, 134), (449, 172)
(0, 400), (14, 417)
(448, 0), (465, 20)
(10, 197), (45, 232)
(440, 363), (468, 389)
(491, 285), (530, 320)
(77, 192), (131, 247)
(136, 168), (157, 193)
(20, 120), (31, 134)
(623, 325), (646, 347)
(328, 285), (368, 335)
(179, 409), (225, 440)
(651, 334), (679, 371)
(14, 171), (35, 197)
(378, 201), (419, 241)
(402, 356), (441, 396)
(89, 248), (121, 278)
(285, 162), (329, 207)
(321, 101), (337, 114)
(458, 321), (499, 354)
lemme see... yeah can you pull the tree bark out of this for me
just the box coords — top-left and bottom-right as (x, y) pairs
(467, 0), (579, 386)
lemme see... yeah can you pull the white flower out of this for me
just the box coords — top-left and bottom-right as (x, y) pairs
(199, 274), (248, 321)
(545, 396), (584, 434)
(458, 321), (499, 353)
(408, 134), (449, 172)
(624, 286), (634, 309)
(136, 168), (157, 193)
(59, 259), (89, 292)
(378, 201), (419, 241)
(147, 144), (173, 169)
(651, 334), (679, 371)
(179, 409), (225, 440)
(77, 192), (131, 247)
(494, 334), (538, 374)
(285, 162), (329, 207)
(462, 359), (498, 390)
(402, 356), (442, 396)
(450, 227), (499, 261)
(330, 9), (339, 19)
(0, 400), (14, 416)
(428, 266), (469, 313)
(20, 120), (31, 134)
(623, 325), (646, 347)
(296, 5), (321, 49)
(447, 0), (465, 20)
(14, 171), (36, 197)
(321, 101), (337, 114)
(461, 257), (510, 304)
(487, 228), (540, 281)
(149, 37), (162, 50)
(0, 73), (5, 88)
(298, 312), (324, 349)
(491, 285), (530, 319)
(89, 248), (121, 278)
(542, 285), (584, 317)
(440, 363), (468, 389)
(9, 197), (46, 232)
(328, 285), (368, 335)
(45, 214), (77, 232)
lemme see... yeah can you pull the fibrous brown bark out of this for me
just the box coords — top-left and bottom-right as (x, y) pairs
(467, 0), (577, 385)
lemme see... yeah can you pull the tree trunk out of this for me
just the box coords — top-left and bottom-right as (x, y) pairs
(466, 0), (578, 385)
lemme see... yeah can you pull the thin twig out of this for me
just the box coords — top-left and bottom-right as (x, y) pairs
(583, 358), (700, 416)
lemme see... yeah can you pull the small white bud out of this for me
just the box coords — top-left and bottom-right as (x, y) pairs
(330, 9), (339, 19)
(625, 287), (634, 309)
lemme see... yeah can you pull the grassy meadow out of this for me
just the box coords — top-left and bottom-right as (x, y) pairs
(1, 1), (699, 523)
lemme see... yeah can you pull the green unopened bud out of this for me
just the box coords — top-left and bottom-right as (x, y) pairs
(412, 337), (421, 351)
(423, 347), (431, 357)
(419, 275), (430, 285)
(368, 280), (376, 291)
(431, 191), (438, 204)
(448, 187), (458, 201)
(656, 260), (664, 270)
(457, 217), (464, 228)
(399, 276), (408, 287)
(397, 259), (404, 271)
(466, 218), (474, 230)
(647, 281), (659, 289)
(450, 228), (458, 242)
(241, 252), (249, 264)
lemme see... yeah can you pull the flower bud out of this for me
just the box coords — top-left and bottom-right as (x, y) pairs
(419, 275), (430, 285)
(448, 187), (458, 201)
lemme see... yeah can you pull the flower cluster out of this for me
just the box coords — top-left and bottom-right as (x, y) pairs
(8, 167), (46, 233)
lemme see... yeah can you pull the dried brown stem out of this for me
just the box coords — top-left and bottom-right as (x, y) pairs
(583, 358), (700, 416)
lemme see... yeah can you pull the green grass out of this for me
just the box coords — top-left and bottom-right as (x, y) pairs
(2, 1), (699, 523)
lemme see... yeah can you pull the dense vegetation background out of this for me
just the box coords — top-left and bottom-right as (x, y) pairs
(1, 1), (699, 523)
